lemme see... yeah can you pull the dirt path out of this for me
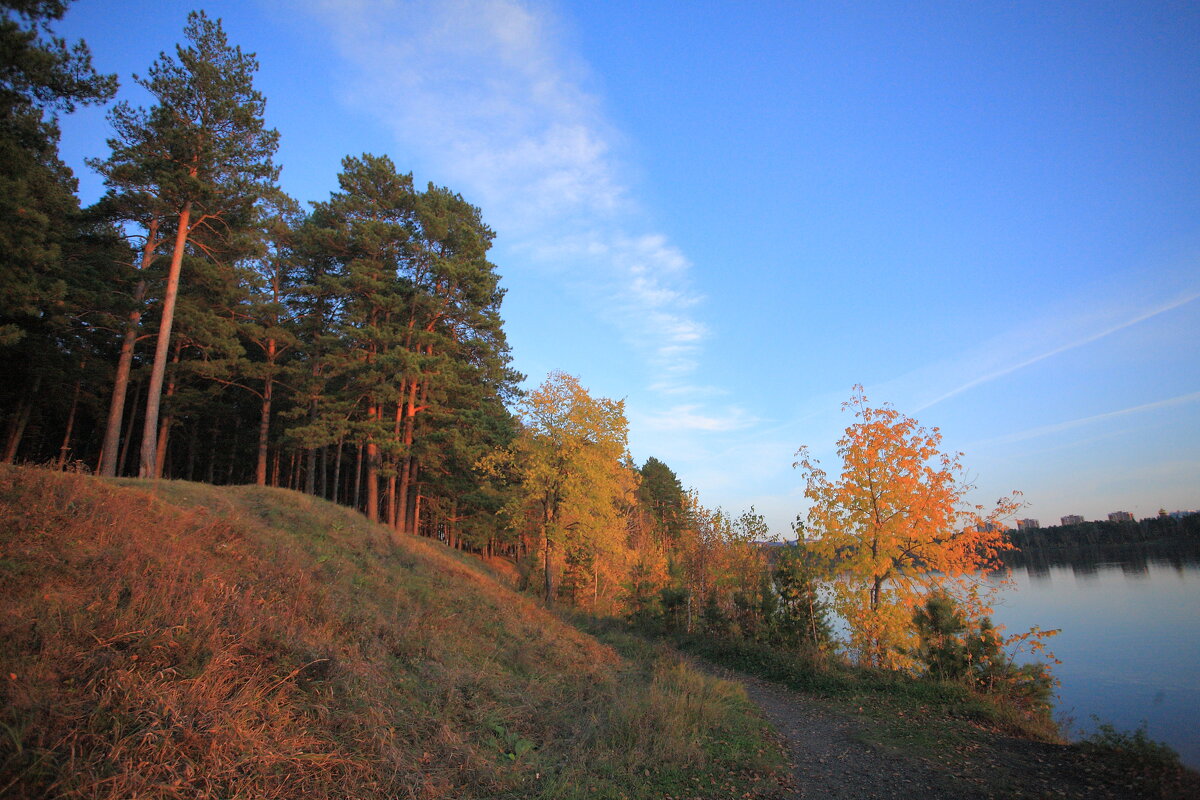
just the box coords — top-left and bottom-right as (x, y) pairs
(699, 661), (1166, 800)
(714, 666), (987, 799)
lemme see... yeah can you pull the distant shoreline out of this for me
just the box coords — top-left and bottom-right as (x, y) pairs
(1002, 537), (1200, 571)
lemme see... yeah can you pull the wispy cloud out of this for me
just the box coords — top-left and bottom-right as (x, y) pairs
(637, 404), (760, 433)
(302, 0), (710, 389)
(899, 288), (1200, 412)
(976, 391), (1200, 448)
(308, 0), (625, 227)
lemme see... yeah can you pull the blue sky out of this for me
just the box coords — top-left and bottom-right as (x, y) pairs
(53, 0), (1199, 536)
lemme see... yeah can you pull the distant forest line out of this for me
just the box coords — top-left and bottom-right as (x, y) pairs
(1002, 514), (1200, 570)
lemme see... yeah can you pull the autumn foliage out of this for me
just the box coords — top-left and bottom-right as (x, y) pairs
(794, 387), (1022, 669)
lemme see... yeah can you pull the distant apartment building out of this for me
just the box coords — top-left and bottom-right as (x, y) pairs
(1108, 511), (1135, 523)
(1016, 518), (1040, 531)
(1060, 514), (1084, 526)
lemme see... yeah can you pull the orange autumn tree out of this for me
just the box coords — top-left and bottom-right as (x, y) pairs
(794, 387), (1021, 669)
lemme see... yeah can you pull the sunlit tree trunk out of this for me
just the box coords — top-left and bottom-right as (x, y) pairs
(397, 377), (418, 533)
(139, 202), (191, 478)
(255, 336), (275, 486)
(397, 356), (430, 534)
(100, 220), (158, 477)
(365, 402), (380, 522)
(388, 398), (403, 530)
(153, 341), (181, 479)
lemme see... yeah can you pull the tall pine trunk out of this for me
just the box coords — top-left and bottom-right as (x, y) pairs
(3, 374), (41, 463)
(305, 447), (317, 494)
(319, 446), (328, 498)
(353, 442), (363, 512)
(153, 341), (181, 479)
(255, 337), (275, 485)
(139, 203), (191, 478)
(386, 470), (398, 529)
(388, 397), (403, 530)
(117, 376), (142, 477)
(56, 371), (83, 469)
(397, 360), (428, 534)
(99, 220), (157, 477)
(331, 437), (343, 503)
(365, 402), (380, 522)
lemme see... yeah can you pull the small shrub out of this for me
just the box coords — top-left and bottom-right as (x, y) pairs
(912, 591), (1056, 716)
(658, 585), (689, 632)
(770, 543), (833, 651)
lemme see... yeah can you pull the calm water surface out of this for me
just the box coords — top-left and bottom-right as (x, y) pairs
(989, 554), (1200, 768)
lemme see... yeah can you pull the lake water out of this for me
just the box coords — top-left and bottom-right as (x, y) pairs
(988, 550), (1200, 768)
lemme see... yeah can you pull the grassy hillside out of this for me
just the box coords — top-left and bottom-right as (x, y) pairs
(0, 466), (785, 799)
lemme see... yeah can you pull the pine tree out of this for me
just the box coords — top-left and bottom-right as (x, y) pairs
(772, 543), (832, 651)
(396, 182), (518, 533)
(0, 0), (116, 461)
(303, 154), (415, 521)
(638, 456), (686, 545)
(299, 156), (519, 528)
(90, 11), (278, 478)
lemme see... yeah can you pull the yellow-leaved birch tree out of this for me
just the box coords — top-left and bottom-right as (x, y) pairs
(485, 372), (631, 605)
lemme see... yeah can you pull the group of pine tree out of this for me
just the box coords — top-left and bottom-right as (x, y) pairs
(3, 7), (518, 527)
(0, 4), (783, 619)
(3, 4), (1056, 704)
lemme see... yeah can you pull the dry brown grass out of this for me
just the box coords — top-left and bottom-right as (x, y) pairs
(0, 466), (784, 799)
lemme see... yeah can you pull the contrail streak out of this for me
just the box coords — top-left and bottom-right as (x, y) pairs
(917, 290), (1200, 412)
(983, 391), (1200, 446)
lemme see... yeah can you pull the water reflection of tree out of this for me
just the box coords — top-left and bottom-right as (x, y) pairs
(1120, 559), (1149, 577)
